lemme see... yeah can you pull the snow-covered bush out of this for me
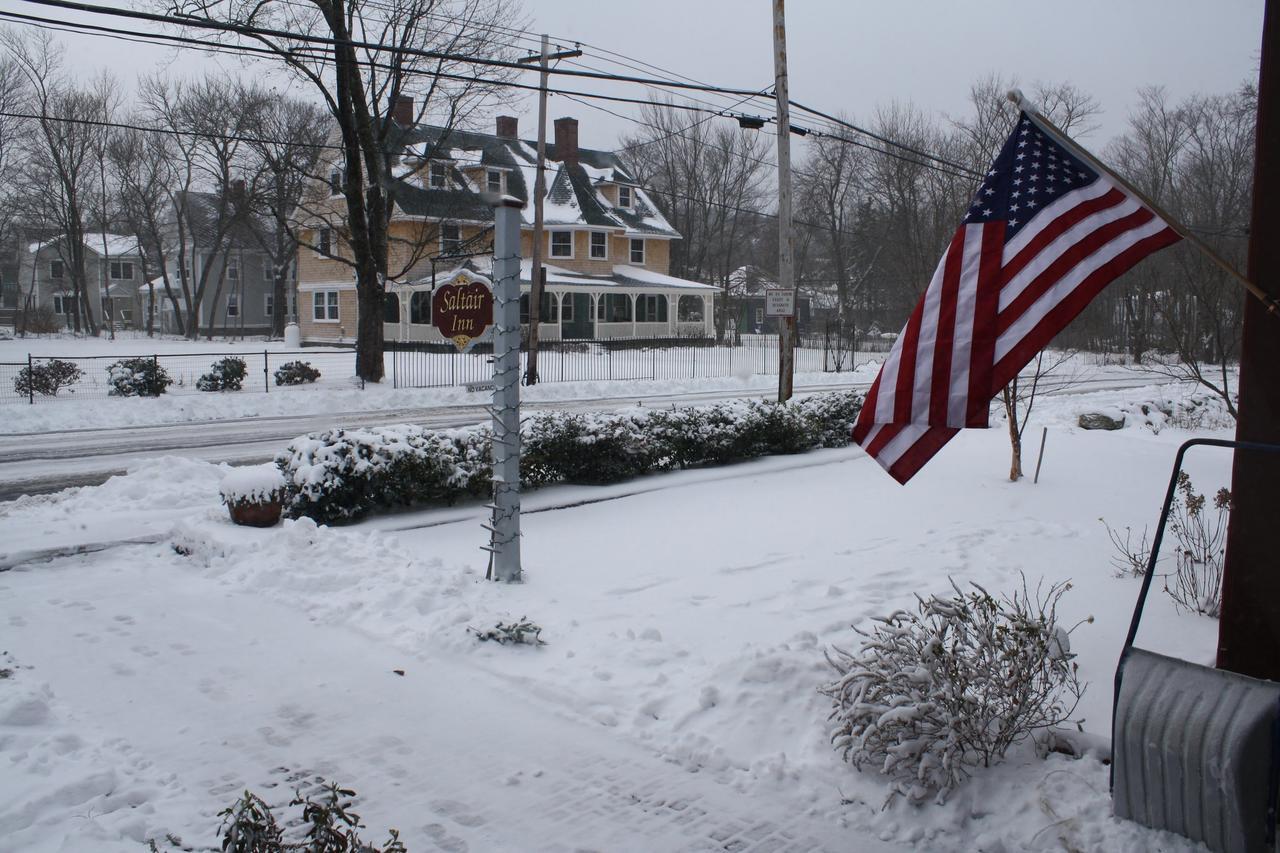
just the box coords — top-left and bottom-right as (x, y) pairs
(821, 579), (1085, 804)
(13, 358), (82, 397)
(521, 411), (656, 486)
(277, 391), (863, 523)
(197, 356), (247, 392)
(469, 617), (547, 646)
(274, 360), (321, 386)
(106, 357), (172, 397)
(277, 425), (490, 523)
(220, 464), (286, 506)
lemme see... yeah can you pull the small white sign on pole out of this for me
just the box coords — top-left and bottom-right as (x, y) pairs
(764, 288), (795, 317)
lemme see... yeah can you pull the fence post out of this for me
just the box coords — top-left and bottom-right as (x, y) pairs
(27, 353), (33, 405)
(264, 350), (270, 393)
(608, 347), (612, 380)
(692, 344), (696, 379)
(652, 346), (656, 380)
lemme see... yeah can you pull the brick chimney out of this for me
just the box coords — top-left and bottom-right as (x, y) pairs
(553, 117), (579, 164)
(391, 95), (414, 126)
(496, 115), (518, 139)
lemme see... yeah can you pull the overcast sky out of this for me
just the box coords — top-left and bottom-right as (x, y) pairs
(3, 0), (1266, 156)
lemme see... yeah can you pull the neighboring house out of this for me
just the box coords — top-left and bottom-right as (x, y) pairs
(722, 265), (813, 335)
(144, 190), (297, 337)
(296, 105), (717, 345)
(17, 232), (146, 331)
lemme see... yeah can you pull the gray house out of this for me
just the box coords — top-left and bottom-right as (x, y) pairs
(16, 231), (146, 331)
(145, 191), (296, 337)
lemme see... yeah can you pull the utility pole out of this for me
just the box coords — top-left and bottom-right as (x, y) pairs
(519, 36), (582, 386)
(1217, 0), (1279, 680)
(772, 0), (796, 402)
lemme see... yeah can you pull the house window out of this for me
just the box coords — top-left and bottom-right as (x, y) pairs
(53, 294), (75, 315)
(519, 292), (557, 325)
(629, 238), (645, 264)
(440, 223), (461, 254)
(560, 294), (574, 322)
(226, 258), (240, 281)
(312, 290), (339, 321)
(590, 232), (608, 260)
(226, 292), (239, 317)
(755, 307), (764, 325)
(317, 228), (332, 256)
(618, 185), (632, 208)
(50, 259), (65, 279)
(110, 261), (134, 280)
(486, 169), (503, 194)
(263, 260), (276, 281)
(550, 231), (572, 258)
(678, 295), (704, 322)
(264, 294), (273, 317)
(410, 291), (431, 324)
(636, 294), (668, 323)
(598, 293), (632, 323)
(384, 295), (401, 323)
(429, 162), (447, 189)
(328, 168), (342, 195)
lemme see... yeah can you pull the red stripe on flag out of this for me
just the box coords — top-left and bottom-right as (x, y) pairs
(965, 221), (1005, 426)
(990, 227), (1182, 389)
(851, 372), (883, 444)
(892, 297), (927, 425)
(863, 420), (904, 460)
(885, 426), (960, 485)
(999, 188), (1128, 286)
(928, 230), (968, 424)
(997, 207), (1156, 334)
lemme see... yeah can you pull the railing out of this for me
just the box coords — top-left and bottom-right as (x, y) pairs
(1, 349), (359, 405)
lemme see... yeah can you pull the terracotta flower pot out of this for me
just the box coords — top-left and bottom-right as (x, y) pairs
(227, 497), (283, 527)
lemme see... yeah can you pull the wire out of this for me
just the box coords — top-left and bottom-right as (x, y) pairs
(17, 0), (778, 99)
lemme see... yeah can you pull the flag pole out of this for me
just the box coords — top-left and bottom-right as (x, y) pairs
(1007, 89), (1280, 317)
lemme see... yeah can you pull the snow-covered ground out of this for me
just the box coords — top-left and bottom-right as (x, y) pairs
(0, 379), (1233, 851)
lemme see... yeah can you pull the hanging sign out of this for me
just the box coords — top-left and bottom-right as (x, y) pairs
(432, 272), (494, 352)
(764, 288), (795, 317)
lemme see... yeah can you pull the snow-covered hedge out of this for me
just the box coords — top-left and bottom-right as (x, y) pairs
(276, 391), (862, 524)
(821, 579), (1085, 805)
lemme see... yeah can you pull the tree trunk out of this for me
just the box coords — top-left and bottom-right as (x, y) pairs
(1002, 384), (1023, 481)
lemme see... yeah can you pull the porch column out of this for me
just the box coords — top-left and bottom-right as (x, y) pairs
(630, 293), (637, 337)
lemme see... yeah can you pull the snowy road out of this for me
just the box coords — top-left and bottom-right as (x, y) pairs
(0, 374), (1157, 501)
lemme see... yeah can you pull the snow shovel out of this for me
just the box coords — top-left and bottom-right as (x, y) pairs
(1111, 437), (1280, 853)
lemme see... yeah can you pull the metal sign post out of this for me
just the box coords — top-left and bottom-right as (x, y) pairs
(487, 197), (523, 582)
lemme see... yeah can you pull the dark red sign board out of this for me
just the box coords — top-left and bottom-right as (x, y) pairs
(432, 274), (494, 352)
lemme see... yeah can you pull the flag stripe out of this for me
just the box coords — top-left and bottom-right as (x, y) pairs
(991, 226), (1182, 388)
(928, 230), (968, 424)
(852, 111), (1181, 484)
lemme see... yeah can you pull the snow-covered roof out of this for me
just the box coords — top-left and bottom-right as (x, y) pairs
(28, 233), (144, 257)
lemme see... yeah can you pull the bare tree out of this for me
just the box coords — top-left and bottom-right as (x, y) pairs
(621, 98), (772, 338)
(5, 30), (112, 335)
(168, 0), (524, 380)
(244, 94), (327, 336)
(110, 125), (178, 336)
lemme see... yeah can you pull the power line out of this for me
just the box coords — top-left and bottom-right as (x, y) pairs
(17, 0), (779, 100)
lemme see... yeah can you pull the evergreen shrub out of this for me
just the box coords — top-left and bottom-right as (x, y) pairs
(106, 357), (172, 397)
(274, 360), (321, 386)
(197, 356), (247, 391)
(14, 358), (82, 396)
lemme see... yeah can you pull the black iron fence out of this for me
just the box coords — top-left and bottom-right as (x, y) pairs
(390, 331), (892, 389)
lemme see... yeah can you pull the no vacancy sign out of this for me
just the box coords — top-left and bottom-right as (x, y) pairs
(764, 288), (795, 317)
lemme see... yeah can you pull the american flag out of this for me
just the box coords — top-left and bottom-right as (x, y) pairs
(852, 112), (1181, 483)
